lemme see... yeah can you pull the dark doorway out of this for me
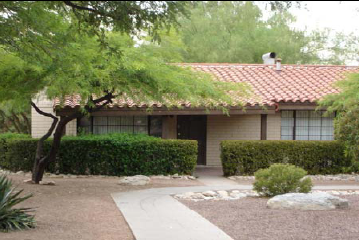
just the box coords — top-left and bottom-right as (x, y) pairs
(177, 115), (207, 165)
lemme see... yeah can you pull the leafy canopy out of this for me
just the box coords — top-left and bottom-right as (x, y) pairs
(0, 32), (250, 111)
(148, 1), (359, 65)
(320, 73), (359, 161)
(0, 1), (251, 112)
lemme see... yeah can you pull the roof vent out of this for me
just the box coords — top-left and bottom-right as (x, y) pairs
(276, 58), (282, 71)
(262, 52), (276, 65)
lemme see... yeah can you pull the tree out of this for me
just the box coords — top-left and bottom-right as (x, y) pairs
(0, 1), (296, 184)
(0, 101), (31, 134)
(0, 33), (248, 184)
(320, 73), (359, 163)
(149, 1), (359, 64)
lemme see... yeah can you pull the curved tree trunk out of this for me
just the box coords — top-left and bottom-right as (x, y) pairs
(30, 93), (114, 184)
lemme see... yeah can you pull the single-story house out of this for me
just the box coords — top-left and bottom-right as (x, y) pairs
(31, 55), (359, 166)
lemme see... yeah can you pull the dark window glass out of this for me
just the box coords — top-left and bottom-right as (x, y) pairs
(149, 116), (162, 138)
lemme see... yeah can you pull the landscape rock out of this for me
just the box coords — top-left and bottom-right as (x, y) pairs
(40, 180), (56, 186)
(23, 179), (34, 184)
(202, 191), (217, 197)
(267, 192), (349, 211)
(217, 190), (229, 199)
(229, 192), (247, 199)
(118, 175), (151, 186)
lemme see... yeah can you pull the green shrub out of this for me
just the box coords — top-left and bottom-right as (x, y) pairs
(0, 134), (198, 176)
(221, 140), (350, 176)
(253, 163), (313, 197)
(0, 174), (35, 232)
(0, 134), (31, 168)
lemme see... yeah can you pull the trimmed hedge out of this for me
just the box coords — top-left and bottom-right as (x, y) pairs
(0, 134), (31, 169)
(0, 134), (198, 176)
(221, 140), (350, 176)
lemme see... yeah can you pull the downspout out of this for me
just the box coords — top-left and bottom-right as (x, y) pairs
(274, 103), (279, 112)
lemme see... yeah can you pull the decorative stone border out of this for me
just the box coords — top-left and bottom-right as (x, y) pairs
(228, 174), (359, 182)
(0, 168), (196, 180)
(175, 190), (359, 202)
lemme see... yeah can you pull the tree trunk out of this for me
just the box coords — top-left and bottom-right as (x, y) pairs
(31, 119), (67, 184)
(30, 93), (114, 184)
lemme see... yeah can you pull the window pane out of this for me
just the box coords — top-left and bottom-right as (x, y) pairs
(296, 118), (308, 127)
(134, 126), (148, 134)
(309, 126), (321, 136)
(321, 126), (333, 136)
(149, 116), (162, 137)
(310, 111), (322, 118)
(281, 111), (294, 118)
(108, 117), (121, 126)
(281, 118), (294, 127)
(93, 117), (107, 125)
(134, 116), (147, 126)
(93, 126), (107, 134)
(309, 135), (321, 140)
(322, 118), (333, 127)
(108, 126), (121, 133)
(296, 126), (309, 137)
(296, 135), (309, 140)
(281, 127), (293, 136)
(296, 111), (309, 118)
(121, 116), (133, 125)
(309, 118), (321, 127)
(121, 126), (133, 133)
(281, 135), (293, 140)
(322, 135), (334, 140)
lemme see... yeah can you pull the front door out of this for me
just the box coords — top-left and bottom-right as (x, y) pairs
(177, 115), (207, 165)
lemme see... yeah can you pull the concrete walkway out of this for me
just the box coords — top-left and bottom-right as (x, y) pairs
(112, 183), (359, 240)
(195, 166), (238, 186)
(112, 185), (249, 240)
(112, 167), (359, 240)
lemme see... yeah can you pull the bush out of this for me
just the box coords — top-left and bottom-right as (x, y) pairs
(0, 174), (35, 232)
(221, 140), (350, 176)
(253, 163), (312, 197)
(0, 134), (31, 169)
(0, 134), (198, 176)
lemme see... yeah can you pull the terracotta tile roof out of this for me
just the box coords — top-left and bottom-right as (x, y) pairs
(57, 64), (359, 109)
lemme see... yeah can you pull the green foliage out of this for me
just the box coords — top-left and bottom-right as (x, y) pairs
(0, 135), (197, 176)
(0, 174), (35, 232)
(150, 1), (359, 65)
(320, 73), (359, 163)
(253, 163), (312, 197)
(221, 140), (350, 176)
(0, 100), (31, 134)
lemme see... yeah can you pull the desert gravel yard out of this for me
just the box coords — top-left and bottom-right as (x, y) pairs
(180, 196), (359, 240)
(0, 175), (201, 240)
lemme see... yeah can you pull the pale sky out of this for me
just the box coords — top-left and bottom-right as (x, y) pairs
(290, 1), (359, 33)
(260, 1), (359, 65)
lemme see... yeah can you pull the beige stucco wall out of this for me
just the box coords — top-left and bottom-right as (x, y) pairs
(31, 95), (57, 138)
(65, 119), (77, 136)
(31, 94), (77, 138)
(206, 115), (261, 166)
(267, 112), (281, 140)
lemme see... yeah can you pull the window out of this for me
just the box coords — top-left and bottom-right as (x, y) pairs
(77, 116), (162, 137)
(281, 110), (334, 140)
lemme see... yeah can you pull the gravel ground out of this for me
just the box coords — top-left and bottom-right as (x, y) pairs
(0, 175), (201, 240)
(181, 195), (359, 240)
(234, 179), (359, 186)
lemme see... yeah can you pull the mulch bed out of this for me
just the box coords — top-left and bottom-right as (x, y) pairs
(181, 195), (359, 240)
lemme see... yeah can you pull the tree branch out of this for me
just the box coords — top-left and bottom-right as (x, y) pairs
(30, 101), (58, 142)
(63, 1), (98, 13)
(30, 101), (57, 120)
